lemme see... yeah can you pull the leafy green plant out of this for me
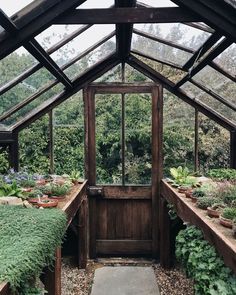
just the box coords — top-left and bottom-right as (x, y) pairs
(192, 187), (205, 198)
(0, 181), (24, 198)
(221, 208), (236, 220)
(70, 170), (81, 182)
(207, 169), (236, 181)
(50, 183), (71, 197)
(170, 166), (196, 187)
(220, 185), (236, 206)
(176, 225), (236, 295)
(197, 197), (219, 210)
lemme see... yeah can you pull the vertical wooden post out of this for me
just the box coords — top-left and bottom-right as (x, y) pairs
(9, 132), (19, 171)
(49, 110), (54, 174)
(78, 198), (88, 268)
(43, 247), (61, 295)
(159, 196), (172, 268)
(84, 87), (97, 258)
(230, 130), (236, 169)
(121, 63), (125, 185)
(194, 109), (199, 172)
(152, 85), (163, 259)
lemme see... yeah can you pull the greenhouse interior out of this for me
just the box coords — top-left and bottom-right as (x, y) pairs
(0, 0), (235, 294)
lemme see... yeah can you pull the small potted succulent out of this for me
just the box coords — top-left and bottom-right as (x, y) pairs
(36, 198), (58, 208)
(207, 203), (226, 218)
(220, 207), (236, 229)
(196, 197), (219, 210)
(27, 189), (47, 204)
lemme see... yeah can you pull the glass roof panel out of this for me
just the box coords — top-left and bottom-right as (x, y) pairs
(0, 67), (56, 117)
(2, 83), (64, 127)
(194, 65), (236, 105)
(134, 23), (211, 50)
(64, 37), (116, 80)
(213, 43), (236, 77)
(132, 34), (192, 66)
(78, 0), (113, 8)
(50, 25), (115, 67)
(181, 81), (236, 124)
(0, 0), (34, 17)
(138, 0), (177, 7)
(0, 47), (37, 86)
(96, 65), (122, 82)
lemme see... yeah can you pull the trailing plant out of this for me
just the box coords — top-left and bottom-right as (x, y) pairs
(221, 208), (236, 220)
(207, 169), (236, 181)
(176, 225), (236, 294)
(197, 197), (219, 210)
(0, 206), (67, 294)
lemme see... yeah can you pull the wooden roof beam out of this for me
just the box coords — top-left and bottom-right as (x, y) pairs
(0, 31), (116, 122)
(172, 0), (236, 40)
(11, 53), (119, 132)
(0, 0), (87, 60)
(175, 38), (232, 89)
(55, 7), (202, 24)
(128, 54), (236, 131)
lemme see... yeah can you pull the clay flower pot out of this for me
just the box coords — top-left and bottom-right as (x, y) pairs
(219, 215), (233, 229)
(185, 190), (193, 198)
(28, 195), (48, 204)
(207, 207), (221, 218)
(37, 199), (58, 208)
(178, 186), (190, 194)
(190, 195), (198, 203)
(49, 195), (66, 201)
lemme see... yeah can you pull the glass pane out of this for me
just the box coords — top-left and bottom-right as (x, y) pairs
(96, 94), (122, 184)
(213, 43), (236, 77)
(96, 65), (122, 82)
(125, 93), (152, 184)
(0, 1), (34, 16)
(0, 47), (36, 86)
(64, 38), (116, 80)
(163, 89), (195, 176)
(53, 91), (84, 176)
(125, 64), (151, 82)
(181, 81), (236, 124)
(138, 0), (177, 7)
(0, 68), (56, 118)
(78, 0), (113, 8)
(2, 84), (64, 126)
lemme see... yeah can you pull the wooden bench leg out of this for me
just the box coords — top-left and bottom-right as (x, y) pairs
(78, 199), (88, 269)
(43, 247), (61, 295)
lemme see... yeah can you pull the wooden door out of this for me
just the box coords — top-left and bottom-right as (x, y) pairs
(84, 83), (163, 258)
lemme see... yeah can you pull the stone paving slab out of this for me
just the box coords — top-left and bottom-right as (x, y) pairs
(90, 266), (160, 295)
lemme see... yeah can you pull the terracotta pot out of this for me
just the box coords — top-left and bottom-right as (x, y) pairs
(22, 187), (33, 193)
(178, 187), (190, 194)
(37, 199), (58, 208)
(219, 215), (233, 229)
(36, 179), (46, 186)
(190, 196), (198, 203)
(207, 207), (221, 218)
(72, 179), (79, 185)
(185, 190), (193, 198)
(49, 195), (66, 201)
(28, 195), (48, 204)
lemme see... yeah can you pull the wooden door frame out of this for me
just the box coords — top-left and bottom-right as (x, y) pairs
(83, 82), (163, 258)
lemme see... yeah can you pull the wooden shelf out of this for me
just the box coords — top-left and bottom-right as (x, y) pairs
(160, 180), (236, 274)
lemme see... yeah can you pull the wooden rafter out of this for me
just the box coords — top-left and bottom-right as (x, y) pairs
(0, 31), (116, 122)
(127, 54), (236, 131)
(55, 7), (202, 24)
(0, 0), (87, 60)
(11, 53), (119, 132)
(172, 0), (236, 40)
(0, 24), (92, 96)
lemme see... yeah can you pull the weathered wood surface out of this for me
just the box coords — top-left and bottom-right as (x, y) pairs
(0, 283), (11, 295)
(102, 185), (151, 199)
(161, 180), (236, 274)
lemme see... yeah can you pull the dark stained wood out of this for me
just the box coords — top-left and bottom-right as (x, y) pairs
(43, 247), (61, 295)
(133, 28), (194, 54)
(190, 79), (236, 112)
(0, 283), (11, 295)
(161, 180), (236, 273)
(102, 186), (151, 199)
(127, 54), (236, 131)
(151, 85), (163, 258)
(78, 198), (88, 268)
(194, 109), (199, 172)
(230, 131), (236, 169)
(55, 7), (202, 24)
(11, 53), (119, 132)
(90, 82), (156, 94)
(49, 110), (54, 174)
(9, 133), (19, 171)
(96, 240), (152, 255)
(131, 49), (186, 71)
(182, 22), (214, 33)
(0, 0), (87, 60)
(121, 63), (125, 185)
(159, 197), (171, 268)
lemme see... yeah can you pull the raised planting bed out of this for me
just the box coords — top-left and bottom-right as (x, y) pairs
(160, 180), (236, 274)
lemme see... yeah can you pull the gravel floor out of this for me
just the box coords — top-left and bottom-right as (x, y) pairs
(61, 257), (194, 295)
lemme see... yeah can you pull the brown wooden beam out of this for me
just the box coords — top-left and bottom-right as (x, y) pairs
(131, 49), (185, 71)
(127, 54), (236, 131)
(194, 109), (199, 172)
(133, 28), (194, 54)
(55, 7), (202, 24)
(9, 133), (19, 170)
(182, 22), (214, 33)
(11, 53), (119, 132)
(172, 0), (236, 40)
(0, 0), (87, 60)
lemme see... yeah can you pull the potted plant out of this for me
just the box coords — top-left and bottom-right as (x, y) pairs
(220, 208), (236, 228)
(191, 188), (205, 203)
(36, 198), (58, 208)
(70, 170), (83, 185)
(49, 183), (71, 200)
(27, 189), (48, 204)
(207, 203), (226, 218)
(197, 197), (219, 210)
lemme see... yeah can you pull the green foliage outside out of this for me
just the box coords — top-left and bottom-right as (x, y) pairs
(0, 206), (67, 294)
(176, 226), (236, 295)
